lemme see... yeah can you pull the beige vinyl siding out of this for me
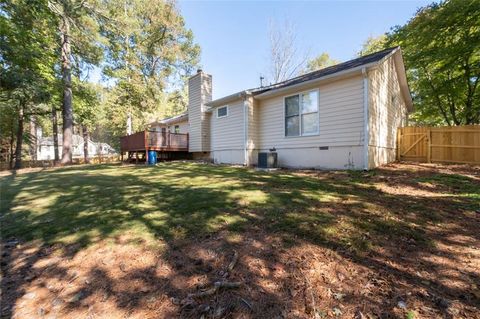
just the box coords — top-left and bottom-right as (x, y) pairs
(258, 75), (365, 149)
(168, 120), (189, 134)
(211, 99), (244, 150)
(188, 72), (212, 152)
(211, 98), (245, 164)
(255, 75), (365, 169)
(368, 55), (408, 168)
(149, 123), (164, 132)
(247, 97), (259, 165)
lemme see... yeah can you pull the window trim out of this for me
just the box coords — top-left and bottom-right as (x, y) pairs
(283, 89), (320, 138)
(217, 105), (229, 118)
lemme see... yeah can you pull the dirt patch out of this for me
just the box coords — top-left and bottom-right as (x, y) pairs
(1, 162), (479, 318)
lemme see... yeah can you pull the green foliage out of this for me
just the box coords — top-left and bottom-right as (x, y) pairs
(0, 0), (56, 102)
(305, 52), (340, 73)
(406, 310), (415, 319)
(0, 0), (58, 164)
(386, 0), (480, 125)
(73, 79), (102, 129)
(358, 34), (387, 57)
(0, 0), (200, 161)
(47, 0), (106, 71)
(102, 0), (200, 135)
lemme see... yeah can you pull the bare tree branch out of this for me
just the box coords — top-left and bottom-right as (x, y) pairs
(267, 18), (308, 84)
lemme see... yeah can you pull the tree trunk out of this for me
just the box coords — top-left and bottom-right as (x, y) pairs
(60, 16), (73, 164)
(29, 117), (37, 160)
(124, 0), (133, 136)
(14, 104), (24, 170)
(9, 116), (15, 170)
(464, 63), (479, 124)
(82, 125), (90, 164)
(126, 112), (132, 135)
(52, 105), (59, 162)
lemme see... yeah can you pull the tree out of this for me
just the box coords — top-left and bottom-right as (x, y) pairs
(47, 0), (104, 164)
(102, 0), (200, 135)
(305, 52), (340, 72)
(267, 18), (308, 84)
(386, 0), (480, 125)
(358, 35), (387, 57)
(51, 105), (60, 162)
(0, 0), (56, 169)
(73, 80), (102, 163)
(0, 106), (17, 168)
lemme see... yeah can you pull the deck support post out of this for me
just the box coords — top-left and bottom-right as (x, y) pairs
(135, 151), (138, 164)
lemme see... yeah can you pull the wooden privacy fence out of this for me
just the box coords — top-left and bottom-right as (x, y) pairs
(397, 125), (480, 165)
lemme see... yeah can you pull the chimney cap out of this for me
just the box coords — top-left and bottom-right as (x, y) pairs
(197, 68), (203, 74)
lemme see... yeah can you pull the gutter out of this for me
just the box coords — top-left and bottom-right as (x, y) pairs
(206, 90), (251, 108)
(362, 67), (369, 170)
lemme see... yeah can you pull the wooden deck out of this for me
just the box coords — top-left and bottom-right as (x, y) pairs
(120, 131), (189, 155)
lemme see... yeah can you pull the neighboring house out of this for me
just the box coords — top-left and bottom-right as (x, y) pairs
(37, 134), (117, 160)
(137, 47), (412, 169)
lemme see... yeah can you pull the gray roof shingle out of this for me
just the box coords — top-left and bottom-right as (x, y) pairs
(207, 47), (399, 106)
(252, 47), (398, 94)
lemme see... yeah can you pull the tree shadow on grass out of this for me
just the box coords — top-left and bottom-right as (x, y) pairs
(1, 162), (479, 318)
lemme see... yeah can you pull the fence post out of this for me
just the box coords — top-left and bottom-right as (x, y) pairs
(397, 128), (402, 161)
(427, 129), (432, 163)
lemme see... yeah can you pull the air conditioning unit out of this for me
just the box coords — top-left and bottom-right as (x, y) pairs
(258, 152), (278, 169)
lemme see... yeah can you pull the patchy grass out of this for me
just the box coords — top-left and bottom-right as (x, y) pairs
(1, 162), (438, 252)
(1, 162), (479, 318)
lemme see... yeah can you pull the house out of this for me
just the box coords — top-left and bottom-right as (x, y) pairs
(123, 47), (412, 169)
(37, 134), (117, 160)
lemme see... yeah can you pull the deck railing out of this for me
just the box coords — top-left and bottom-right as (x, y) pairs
(120, 131), (189, 152)
(120, 131), (146, 152)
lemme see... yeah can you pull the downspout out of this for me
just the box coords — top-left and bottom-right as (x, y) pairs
(243, 95), (249, 166)
(362, 67), (369, 170)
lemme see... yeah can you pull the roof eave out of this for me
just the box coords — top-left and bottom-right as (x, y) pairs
(149, 112), (188, 126)
(392, 49), (414, 112)
(162, 114), (188, 125)
(205, 91), (252, 108)
(254, 61), (379, 100)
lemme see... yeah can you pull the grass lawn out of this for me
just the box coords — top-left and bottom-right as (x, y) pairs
(1, 162), (479, 318)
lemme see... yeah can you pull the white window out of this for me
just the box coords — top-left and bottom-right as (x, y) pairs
(285, 90), (319, 137)
(217, 106), (228, 118)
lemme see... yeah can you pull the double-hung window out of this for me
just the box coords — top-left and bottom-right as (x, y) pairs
(285, 90), (319, 137)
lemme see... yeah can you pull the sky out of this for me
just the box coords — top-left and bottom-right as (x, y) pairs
(178, 0), (431, 99)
